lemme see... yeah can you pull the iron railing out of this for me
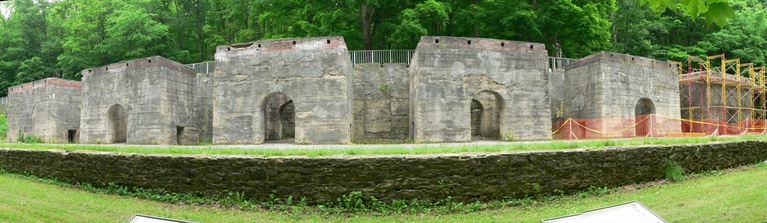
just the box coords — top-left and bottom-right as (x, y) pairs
(0, 97), (7, 105)
(185, 61), (216, 75)
(186, 52), (571, 74)
(349, 50), (415, 65)
(549, 57), (576, 70)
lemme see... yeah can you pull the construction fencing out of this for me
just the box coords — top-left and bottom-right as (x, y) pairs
(552, 114), (766, 140)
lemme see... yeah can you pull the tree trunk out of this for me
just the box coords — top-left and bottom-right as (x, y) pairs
(360, 3), (375, 50)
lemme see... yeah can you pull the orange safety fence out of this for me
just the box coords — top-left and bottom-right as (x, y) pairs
(552, 114), (767, 140)
(680, 117), (767, 135)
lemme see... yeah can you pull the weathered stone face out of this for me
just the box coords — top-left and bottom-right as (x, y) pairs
(79, 56), (199, 145)
(563, 51), (682, 137)
(352, 63), (410, 140)
(409, 36), (552, 142)
(212, 36), (354, 144)
(6, 78), (82, 143)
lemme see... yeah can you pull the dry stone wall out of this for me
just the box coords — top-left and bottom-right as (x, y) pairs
(2, 141), (763, 204)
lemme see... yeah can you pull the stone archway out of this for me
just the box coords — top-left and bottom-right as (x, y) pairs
(635, 98), (656, 137)
(470, 99), (483, 136)
(471, 91), (503, 140)
(107, 104), (128, 143)
(263, 93), (295, 142)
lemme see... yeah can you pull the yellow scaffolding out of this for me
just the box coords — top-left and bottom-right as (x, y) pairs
(672, 54), (767, 135)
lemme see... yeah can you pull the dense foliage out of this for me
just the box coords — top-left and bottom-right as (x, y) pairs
(0, 0), (759, 96)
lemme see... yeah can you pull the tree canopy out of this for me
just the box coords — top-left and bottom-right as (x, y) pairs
(0, 0), (759, 96)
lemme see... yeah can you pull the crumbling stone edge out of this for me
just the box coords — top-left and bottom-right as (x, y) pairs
(0, 141), (765, 204)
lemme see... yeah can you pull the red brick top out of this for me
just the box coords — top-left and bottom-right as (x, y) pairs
(215, 36), (347, 55)
(81, 56), (195, 78)
(415, 36), (547, 53)
(8, 78), (82, 94)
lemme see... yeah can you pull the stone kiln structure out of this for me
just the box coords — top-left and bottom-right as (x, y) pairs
(7, 36), (688, 144)
(78, 56), (204, 145)
(6, 78), (82, 143)
(561, 52), (681, 138)
(212, 36), (354, 144)
(409, 36), (552, 142)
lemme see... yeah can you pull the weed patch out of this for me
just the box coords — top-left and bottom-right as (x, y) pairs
(16, 132), (44, 143)
(665, 158), (686, 182)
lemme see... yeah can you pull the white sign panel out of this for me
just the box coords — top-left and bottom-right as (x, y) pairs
(129, 214), (194, 223)
(542, 201), (666, 223)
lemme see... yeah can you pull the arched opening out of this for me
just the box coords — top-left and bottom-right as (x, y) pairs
(107, 104), (128, 143)
(279, 101), (295, 139)
(471, 91), (503, 140)
(635, 98), (656, 137)
(263, 93), (295, 142)
(470, 99), (483, 136)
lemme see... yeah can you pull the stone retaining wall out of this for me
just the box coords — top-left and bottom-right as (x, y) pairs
(1, 141), (765, 204)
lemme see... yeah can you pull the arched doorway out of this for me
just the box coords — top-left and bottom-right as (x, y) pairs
(635, 98), (656, 137)
(263, 93), (295, 142)
(107, 104), (128, 143)
(279, 101), (295, 139)
(470, 99), (483, 136)
(471, 91), (503, 140)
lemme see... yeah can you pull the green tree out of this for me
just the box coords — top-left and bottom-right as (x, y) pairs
(101, 0), (169, 61)
(639, 0), (735, 27)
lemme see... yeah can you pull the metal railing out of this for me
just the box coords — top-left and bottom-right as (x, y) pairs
(349, 50), (415, 65)
(186, 52), (567, 73)
(185, 61), (216, 75)
(0, 97), (7, 105)
(549, 57), (576, 70)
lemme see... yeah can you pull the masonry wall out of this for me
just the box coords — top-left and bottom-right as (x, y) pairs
(194, 74), (214, 142)
(548, 69), (566, 123)
(0, 141), (764, 204)
(564, 51), (681, 137)
(352, 63), (410, 140)
(79, 56), (198, 145)
(6, 78), (81, 143)
(212, 36), (354, 144)
(409, 36), (552, 142)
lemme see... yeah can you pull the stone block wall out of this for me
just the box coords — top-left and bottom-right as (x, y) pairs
(352, 63), (410, 140)
(0, 141), (764, 204)
(79, 56), (198, 145)
(194, 74), (214, 142)
(563, 51), (681, 137)
(212, 36), (354, 144)
(548, 69), (566, 123)
(409, 36), (552, 142)
(6, 78), (81, 143)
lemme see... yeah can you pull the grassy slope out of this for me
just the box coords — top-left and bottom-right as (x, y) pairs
(1, 134), (766, 157)
(0, 165), (765, 223)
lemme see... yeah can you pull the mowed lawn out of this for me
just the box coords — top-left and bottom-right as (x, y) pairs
(0, 164), (765, 223)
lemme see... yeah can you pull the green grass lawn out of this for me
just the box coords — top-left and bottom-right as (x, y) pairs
(1, 164), (765, 222)
(1, 134), (766, 157)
